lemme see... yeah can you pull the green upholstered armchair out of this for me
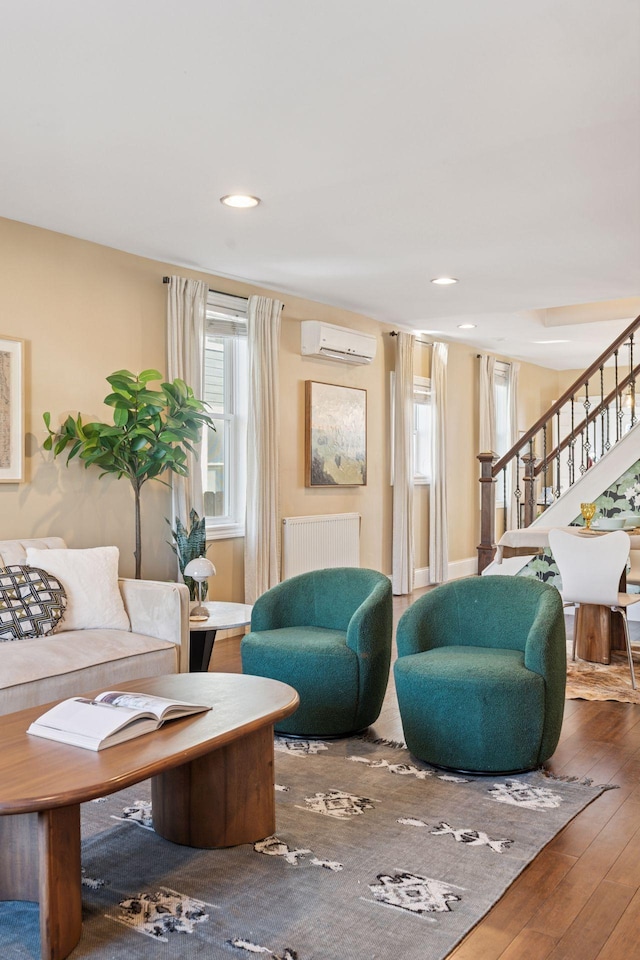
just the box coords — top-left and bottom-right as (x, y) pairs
(394, 576), (566, 773)
(241, 567), (393, 737)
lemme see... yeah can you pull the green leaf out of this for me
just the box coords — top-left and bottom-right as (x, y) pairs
(113, 407), (129, 427)
(137, 388), (166, 404)
(104, 392), (133, 407)
(43, 411), (51, 429)
(139, 369), (163, 383)
(67, 440), (84, 461)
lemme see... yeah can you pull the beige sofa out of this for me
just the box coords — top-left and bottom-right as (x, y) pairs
(0, 537), (190, 717)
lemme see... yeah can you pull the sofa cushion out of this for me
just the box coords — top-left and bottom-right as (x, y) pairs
(26, 545), (130, 632)
(0, 629), (179, 716)
(0, 628), (176, 691)
(0, 565), (67, 642)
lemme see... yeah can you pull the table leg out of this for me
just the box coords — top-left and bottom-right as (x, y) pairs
(151, 724), (275, 848)
(574, 604), (613, 663)
(0, 805), (82, 960)
(189, 628), (217, 672)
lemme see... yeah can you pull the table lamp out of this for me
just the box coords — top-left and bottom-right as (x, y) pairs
(184, 557), (216, 621)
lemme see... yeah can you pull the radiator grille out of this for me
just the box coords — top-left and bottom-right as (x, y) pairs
(282, 513), (361, 579)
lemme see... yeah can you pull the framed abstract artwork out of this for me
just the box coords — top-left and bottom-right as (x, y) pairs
(0, 336), (25, 483)
(305, 380), (367, 486)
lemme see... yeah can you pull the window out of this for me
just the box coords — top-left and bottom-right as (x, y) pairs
(202, 292), (248, 539)
(494, 361), (511, 458)
(390, 374), (432, 484)
(413, 376), (431, 484)
(494, 361), (511, 505)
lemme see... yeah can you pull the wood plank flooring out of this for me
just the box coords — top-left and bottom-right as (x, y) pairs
(209, 589), (640, 960)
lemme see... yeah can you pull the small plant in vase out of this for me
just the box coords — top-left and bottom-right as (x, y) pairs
(168, 509), (210, 601)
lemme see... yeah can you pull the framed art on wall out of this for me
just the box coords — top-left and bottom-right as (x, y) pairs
(305, 380), (367, 486)
(0, 336), (25, 482)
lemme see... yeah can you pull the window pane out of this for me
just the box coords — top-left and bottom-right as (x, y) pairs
(414, 401), (431, 479)
(204, 338), (224, 414)
(494, 380), (509, 457)
(205, 420), (227, 518)
(203, 339), (229, 520)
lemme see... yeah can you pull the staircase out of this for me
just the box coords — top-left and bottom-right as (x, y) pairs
(478, 313), (640, 573)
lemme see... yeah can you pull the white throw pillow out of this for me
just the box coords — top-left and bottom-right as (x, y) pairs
(25, 546), (130, 632)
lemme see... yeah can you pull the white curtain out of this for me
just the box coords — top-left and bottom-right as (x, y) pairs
(166, 275), (208, 527)
(429, 342), (449, 583)
(478, 354), (496, 454)
(245, 295), (283, 604)
(506, 361), (520, 529)
(392, 331), (415, 595)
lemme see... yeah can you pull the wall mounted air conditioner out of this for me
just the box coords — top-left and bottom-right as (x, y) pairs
(300, 320), (377, 365)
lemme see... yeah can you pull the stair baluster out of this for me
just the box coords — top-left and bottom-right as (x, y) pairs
(477, 312), (640, 572)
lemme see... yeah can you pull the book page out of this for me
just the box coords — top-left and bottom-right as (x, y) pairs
(31, 698), (145, 739)
(94, 691), (208, 720)
(95, 691), (172, 718)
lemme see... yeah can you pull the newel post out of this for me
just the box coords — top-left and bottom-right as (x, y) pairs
(521, 452), (537, 528)
(477, 451), (498, 574)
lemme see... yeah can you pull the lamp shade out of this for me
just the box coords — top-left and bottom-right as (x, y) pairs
(184, 557), (216, 580)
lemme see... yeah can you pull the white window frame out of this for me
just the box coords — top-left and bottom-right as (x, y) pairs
(494, 360), (510, 506)
(413, 375), (431, 485)
(202, 291), (248, 540)
(390, 373), (432, 485)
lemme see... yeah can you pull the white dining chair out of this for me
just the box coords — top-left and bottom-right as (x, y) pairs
(548, 528), (638, 689)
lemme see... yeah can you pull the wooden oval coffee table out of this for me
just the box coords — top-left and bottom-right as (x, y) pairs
(0, 673), (299, 960)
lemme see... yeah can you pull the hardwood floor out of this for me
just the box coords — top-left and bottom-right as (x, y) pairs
(209, 590), (640, 960)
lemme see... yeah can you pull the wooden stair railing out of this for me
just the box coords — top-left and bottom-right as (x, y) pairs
(478, 313), (640, 573)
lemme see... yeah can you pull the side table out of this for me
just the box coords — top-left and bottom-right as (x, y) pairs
(189, 601), (253, 672)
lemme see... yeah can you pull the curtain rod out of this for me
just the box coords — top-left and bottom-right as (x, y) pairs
(163, 276), (284, 309)
(389, 330), (432, 345)
(163, 276), (238, 298)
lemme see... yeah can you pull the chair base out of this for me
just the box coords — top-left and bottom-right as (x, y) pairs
(274, 725), (370, 741)
(418, 756), (542, 777)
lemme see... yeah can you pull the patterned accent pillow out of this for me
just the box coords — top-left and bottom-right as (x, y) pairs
(0, 565), (67, 642)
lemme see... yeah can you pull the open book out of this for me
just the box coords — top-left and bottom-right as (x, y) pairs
(27, 690), (211, 751)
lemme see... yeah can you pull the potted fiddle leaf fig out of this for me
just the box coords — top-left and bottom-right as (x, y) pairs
(43, 369), (215, 579)
(167, 508), (210, 601)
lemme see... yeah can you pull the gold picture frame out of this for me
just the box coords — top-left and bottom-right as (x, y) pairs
(305, 380), (367, 487)
(0, 336), (25, 483)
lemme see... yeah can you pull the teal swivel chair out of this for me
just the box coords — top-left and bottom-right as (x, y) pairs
(394, 576), (566, 773)
(241, 567), (393, 737)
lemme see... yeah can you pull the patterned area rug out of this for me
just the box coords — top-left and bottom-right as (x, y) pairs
(566, 642), (640, 704)
(1, 737), (609, 960)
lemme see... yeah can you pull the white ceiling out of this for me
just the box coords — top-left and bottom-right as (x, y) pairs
(1, 0), (639, 370)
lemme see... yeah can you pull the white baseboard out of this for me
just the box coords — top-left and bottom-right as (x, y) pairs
(414, 557), (477, 589)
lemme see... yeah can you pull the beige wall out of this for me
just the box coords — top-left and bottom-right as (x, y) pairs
(0, 217), (395, 592)
(0, 215), (560, 596)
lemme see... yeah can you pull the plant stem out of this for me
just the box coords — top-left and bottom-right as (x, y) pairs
(133, 481), (142, 579)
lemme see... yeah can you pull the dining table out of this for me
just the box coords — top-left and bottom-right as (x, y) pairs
(494, 525), (640, 563)
(494, 525), (640, 665)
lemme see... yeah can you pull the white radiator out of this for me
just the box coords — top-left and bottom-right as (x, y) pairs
(282, 513), (361, 579)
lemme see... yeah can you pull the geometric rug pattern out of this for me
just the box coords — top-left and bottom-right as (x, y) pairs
(0, 736), (610, 960)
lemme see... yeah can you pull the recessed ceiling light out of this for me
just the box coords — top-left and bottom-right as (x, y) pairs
(457, 323), (476, 330)
(533, 339), (571, 344)
(220, 194), (261, 208)
(431, 277), (458, 285)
